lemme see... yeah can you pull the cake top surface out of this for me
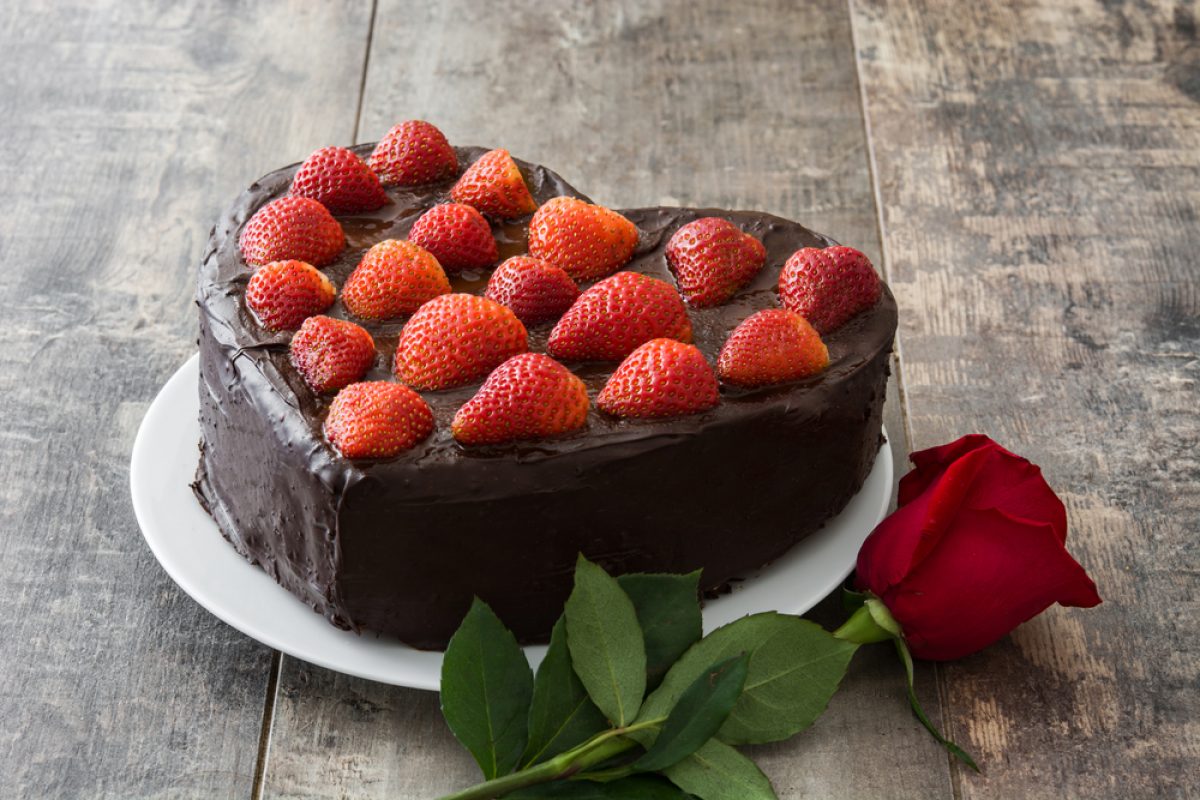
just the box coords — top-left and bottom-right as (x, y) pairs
(199, 140), (897, 475)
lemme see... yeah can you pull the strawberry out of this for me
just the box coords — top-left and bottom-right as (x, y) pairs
(666, 217), (766, 307)
(407, 203), (498, 273)
(451, 353), (588, 445)
(368, 120), (458, 186)
(290, 146), (389, 214)
(324, 381), (434, 459)
(527, 196), (638, 281)
(341, 239), (450, 320)
(239, 196), (345, 267)
(393, 294), (528, 390)
(289, 315), (377, 393)
(597, 339), (719, 419)
(778, 245), (881, 333)
(245, 260), (336, 331)
(449, 149), (537, 219)
(547, 271), (692, 362)
(485, 256), (580, 326)
(717, 309), (829, 388)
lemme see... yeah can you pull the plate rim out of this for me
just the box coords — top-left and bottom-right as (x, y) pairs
(131, 354), (892, 691)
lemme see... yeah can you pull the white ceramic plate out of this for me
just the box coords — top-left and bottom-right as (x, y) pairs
(131, 355), (892, 691)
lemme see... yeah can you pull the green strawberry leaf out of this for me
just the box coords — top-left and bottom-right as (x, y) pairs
(617, 572), (703, 692)
(440, 598), (534, 779)
(640, 612), (858, 745)
(508, 774), (691, 798)
(564, 555), (647, 727)
(663, 738), (777, 800)
(634, 653), (748, 772)
(522, 618), (609, 767)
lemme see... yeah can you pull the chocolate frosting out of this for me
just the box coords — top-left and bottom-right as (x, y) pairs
(194, 145), (897, 649)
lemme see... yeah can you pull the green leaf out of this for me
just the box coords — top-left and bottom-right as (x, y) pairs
(634, 654), (748, 772)
(508, 774), (691, 798)
(564, 555), (647, 727)
(640, 612), (858, 745)
(522, 618), (609, 767)
(893, 635), (981, 772)
(617, 572), (703, 691)
(663, 739), (777, 800)
(440, 598), (534, 779)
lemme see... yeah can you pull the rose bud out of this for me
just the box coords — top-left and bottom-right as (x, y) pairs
(854, 434), (1101, 661)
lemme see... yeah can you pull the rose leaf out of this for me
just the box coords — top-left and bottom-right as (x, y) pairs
(564, 555), (647, 727)
(616, 571), (703, 692)
(440, 597), (534, 779)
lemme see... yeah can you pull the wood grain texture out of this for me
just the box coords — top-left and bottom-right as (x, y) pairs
(0, 2), (371, 797)
(16, 0), (1186, 798)
(851, 0), (1200, 797)
(261, 1), (947, 798)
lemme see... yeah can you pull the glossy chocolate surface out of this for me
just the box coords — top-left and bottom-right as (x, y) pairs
(194, 145), (897, 648)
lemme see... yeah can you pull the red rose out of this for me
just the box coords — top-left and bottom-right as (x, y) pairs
(856, 435), (1101, 660)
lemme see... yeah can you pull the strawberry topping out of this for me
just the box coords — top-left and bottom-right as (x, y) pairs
(407, 203), (498, 273)
(452, 353), (589, 445)
(245, 260), (336, 331)
(449, 149), (538, 219)
(778, 245), (881, 333)
(528, 196), (638, 281)
(597, 339), (719, 420)
(239, 196), (345, 267)
(289, 315), (377, 393)
(393, 294), (528, 391)
(342, 239), (451, 320)
(324, 381), (434, 459)
(548, 272), (692, 362)
(290, 146), (389, 214)
(717, 309), (829, 388)
(485, 256), (580, 326)
(369, 120), (458, 186)
(666, 217), (765, 307)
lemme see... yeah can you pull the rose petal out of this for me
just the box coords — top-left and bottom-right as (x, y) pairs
(897, 434), (995, 506)
(857, 443), (992, 594)
(856, 487), (937, 596)
(911, 444), (993, 564)
(961, 445), (1068, 543)
(882, 506), (1102, 660)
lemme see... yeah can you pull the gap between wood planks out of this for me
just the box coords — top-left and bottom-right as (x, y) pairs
(251, 1), (381, 794)
(252, 651), (284, 800)
(353, 0), (381, 147)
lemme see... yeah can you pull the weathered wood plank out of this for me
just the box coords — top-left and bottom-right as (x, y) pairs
(261, 1), (949, 798)
(851, 0), (1200, 796)
(0, 2), (371, 797)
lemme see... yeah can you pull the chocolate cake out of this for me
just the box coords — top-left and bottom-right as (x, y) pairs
(194, 140), (897, 649)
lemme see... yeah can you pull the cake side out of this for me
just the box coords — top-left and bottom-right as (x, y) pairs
(194, 145), (897, 647)
(334, 331), (892, 646)
(193, 310), (350, 627)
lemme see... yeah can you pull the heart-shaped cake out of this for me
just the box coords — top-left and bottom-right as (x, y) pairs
(193, 122), (897, 649)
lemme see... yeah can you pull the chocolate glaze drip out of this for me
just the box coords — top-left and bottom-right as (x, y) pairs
(193, 145), (897, 649)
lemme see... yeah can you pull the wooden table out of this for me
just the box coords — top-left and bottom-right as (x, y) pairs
(2, 1), (1196, 797)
